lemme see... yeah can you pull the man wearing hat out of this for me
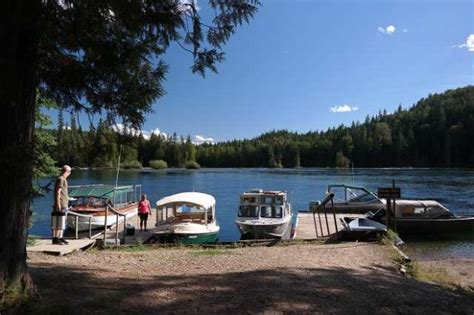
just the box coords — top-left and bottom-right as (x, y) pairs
(52, 165), (71, 244)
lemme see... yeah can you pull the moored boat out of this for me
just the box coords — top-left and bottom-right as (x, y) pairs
(235, 189), (293, 239)
(67, 184), (141, 231)
(311, 184), (385, 214)
(368, 199), (474, 237)
(154, 192), (219, 244)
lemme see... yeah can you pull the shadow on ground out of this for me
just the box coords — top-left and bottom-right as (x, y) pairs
(24, 262), (474, 314)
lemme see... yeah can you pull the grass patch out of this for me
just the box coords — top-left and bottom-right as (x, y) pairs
(1, 283), (28, 312)
(382, 234), (462, 291)
(407, 261), (460, 290)
(379, 229), (399, 246)
(27, 235), (41, 247)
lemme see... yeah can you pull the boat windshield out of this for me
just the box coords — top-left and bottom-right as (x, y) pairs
(399, 206), (426, 217)
(238, 205), (259, 217)
(176, 204), (206, 213)
(329, 186), (379, 204)
(348, 192), (378, 203)
(260, 205), (283, 218)
(70, 196), (106, 208)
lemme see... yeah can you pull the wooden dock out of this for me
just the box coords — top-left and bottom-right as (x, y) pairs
(27, 211), (155, 255)
(295, 212), (363, 240)
(27, 239), (96, 256)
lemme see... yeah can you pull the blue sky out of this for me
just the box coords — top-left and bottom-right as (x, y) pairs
(64, 0), (474, 143)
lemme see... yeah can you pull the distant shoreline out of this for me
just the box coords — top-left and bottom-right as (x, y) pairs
(68, 166), (474, 171)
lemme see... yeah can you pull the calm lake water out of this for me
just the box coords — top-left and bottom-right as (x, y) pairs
(31, 168), (474, 258)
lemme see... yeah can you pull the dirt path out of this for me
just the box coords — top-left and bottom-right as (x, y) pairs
(26, 243), (473, 314)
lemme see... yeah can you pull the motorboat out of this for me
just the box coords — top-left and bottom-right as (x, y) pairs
(310, 184), (385, 214)
(67, 184), (141, 231)
(235, 189), (293, 239)
(339, 216), (387, 240)
(154, 192), (219, 244)
(368, 199), (474, 236)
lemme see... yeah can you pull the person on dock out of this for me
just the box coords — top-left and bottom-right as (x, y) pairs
(138, 194), (152, 232)
(52, 165), (71, 245)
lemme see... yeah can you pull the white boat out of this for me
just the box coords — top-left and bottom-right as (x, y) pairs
(235, 189), (292, 239)
(66, 184), (140, 231)
(154, 192), (220, 244)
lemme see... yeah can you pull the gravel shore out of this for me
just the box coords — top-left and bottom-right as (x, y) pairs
(27, 243), (473, 314)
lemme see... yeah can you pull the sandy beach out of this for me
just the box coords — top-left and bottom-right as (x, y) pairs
(23, 242), (473, 314)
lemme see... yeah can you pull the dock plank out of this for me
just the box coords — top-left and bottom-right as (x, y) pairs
(27, 239), (96, 256)
(295, 212), (363, 240)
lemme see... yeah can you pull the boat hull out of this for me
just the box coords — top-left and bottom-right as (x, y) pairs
(394, 217), (474, 237)
(236, 219), (292, 239)
(67, 209), (138, 231)
(157, 231), (219, 244)
(154, 222), (220, 244)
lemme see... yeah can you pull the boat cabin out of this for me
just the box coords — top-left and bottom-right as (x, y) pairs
(238, 190), (289, 219)
(156, 192), (216, 225)
(69, 184), (141, 209)
(395, 200), (454, 219)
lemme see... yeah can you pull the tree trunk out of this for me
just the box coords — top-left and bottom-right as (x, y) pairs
(0, 0), (41, 308)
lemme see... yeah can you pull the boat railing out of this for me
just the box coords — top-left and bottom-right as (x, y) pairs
(311, 192), (339, 239)
(67, 210), (94, 240)
(104, 204), (129, 246)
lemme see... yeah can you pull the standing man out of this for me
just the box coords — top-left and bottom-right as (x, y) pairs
(52, 165), (71, 244)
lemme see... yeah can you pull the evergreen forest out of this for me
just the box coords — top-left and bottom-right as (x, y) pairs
(43, 86), (474, 169)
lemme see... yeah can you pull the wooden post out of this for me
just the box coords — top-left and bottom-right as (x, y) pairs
(75, 216), (79, 239)
(103, 205), (108, 245)
(330, 197), (339, 239)
(312, 212), (319, 238)
(386, 197), (391, 230)
(323, 205), (330, 236)
(115, 214), (119, 246)
(88, 217), (92, 239)
(123, 216), (127, 245)
(392, 180), (397, 233)
(317, 207), (324, 237)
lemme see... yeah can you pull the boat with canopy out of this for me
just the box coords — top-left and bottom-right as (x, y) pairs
(67, 184), (141, 231)
(155, 192), (220, 244)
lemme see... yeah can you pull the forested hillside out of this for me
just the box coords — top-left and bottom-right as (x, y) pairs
(46, 86), (474, 168)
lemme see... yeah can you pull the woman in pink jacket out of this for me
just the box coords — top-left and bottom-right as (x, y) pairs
(138, 194), (152, 232)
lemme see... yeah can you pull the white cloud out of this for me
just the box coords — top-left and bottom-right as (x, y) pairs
(402, 29), (408, 33)
(112, 124), (167, 140)
(457, 34), (474, 52)
(178, 0), (199, 12)
(330, 104), (359, 113)
(111, 124), (215, 145)
(386, 25), (396, 34)
(193, 135), (215, 145)
(378, 25), (397, 35)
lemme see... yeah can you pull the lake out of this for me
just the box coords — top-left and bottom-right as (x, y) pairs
(31, 168), (474, 258)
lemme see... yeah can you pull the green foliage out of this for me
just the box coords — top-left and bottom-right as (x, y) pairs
(121, 160), (142, 169)
(149, 160), (168, 170)
(39, 0), (261, 127)
(185, 161), (201, 169)
(26, 235), (41, 247)
(49, 86), (474, 169)
(33, 93), (58, 196)
(335, 151), (350, 168)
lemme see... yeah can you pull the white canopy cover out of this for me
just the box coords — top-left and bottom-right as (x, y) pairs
(156, 192), (216, 209)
